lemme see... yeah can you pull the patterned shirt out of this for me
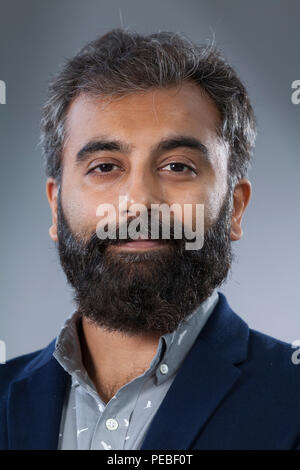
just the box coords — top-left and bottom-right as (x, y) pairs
(53, 290), (219, 450)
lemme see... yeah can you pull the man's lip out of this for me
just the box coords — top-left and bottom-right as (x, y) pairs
(114, 240), (166, 250)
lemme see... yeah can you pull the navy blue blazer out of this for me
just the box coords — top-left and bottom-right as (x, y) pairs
(1, 293), (299, 450)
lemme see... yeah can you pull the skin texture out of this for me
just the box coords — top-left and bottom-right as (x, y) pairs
(46, 81), (251, 402)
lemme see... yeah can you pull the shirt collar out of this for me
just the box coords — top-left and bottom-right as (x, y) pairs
(53, 290), (219, 390)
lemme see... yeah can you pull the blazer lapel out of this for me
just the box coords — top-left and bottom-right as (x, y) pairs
(141, 293), (249, 450)
(7, 340), (70, 450)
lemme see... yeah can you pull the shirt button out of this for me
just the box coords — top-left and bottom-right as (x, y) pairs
(160, 363), (169, 375)
(106, 418), (119, 431)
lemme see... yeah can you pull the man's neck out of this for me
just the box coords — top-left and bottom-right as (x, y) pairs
(79, 315), (162, 403)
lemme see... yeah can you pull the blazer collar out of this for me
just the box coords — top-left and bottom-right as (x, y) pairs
(7, 340), (70, 450)
(140, 292), (249, 450)
(7, 292), (249, 450)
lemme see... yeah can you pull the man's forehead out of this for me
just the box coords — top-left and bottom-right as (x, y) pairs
(61, 83), (226, 173)
(65, 82), (221, 134)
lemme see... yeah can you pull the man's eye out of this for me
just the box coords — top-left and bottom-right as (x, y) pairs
(161, 162), (196, 174)
(88, 162), (196, 176)
(89, 163), (120, 174)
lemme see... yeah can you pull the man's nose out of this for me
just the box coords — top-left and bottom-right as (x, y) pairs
(119, 168), (163, 215)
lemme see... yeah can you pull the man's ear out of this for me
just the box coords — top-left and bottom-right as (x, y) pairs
(46, 178), (59, 242)
(230, 179), (252, 241)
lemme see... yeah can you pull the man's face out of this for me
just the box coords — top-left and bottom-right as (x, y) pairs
(47, 81), (238, 335)
(60, 80), (229, 238)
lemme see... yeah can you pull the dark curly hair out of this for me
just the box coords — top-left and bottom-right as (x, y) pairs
(40, 28), (257, 191)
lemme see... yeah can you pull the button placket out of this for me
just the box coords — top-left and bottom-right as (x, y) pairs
(105, 418), (119, 431)
(159, 363), (169, 375)
(90, 395), (126, 450)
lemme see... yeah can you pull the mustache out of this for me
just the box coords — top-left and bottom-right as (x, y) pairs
(82, 213), (191, 250)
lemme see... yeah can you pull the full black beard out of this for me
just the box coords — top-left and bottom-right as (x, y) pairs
(56, 189), (234, 336)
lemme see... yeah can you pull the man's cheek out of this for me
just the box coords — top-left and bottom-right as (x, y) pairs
(62, 196), (98, 237)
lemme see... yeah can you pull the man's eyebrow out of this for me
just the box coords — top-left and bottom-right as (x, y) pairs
(153, 136), (209, 159)
(76, 139), (130, 165)
(75, 135), (209, 166)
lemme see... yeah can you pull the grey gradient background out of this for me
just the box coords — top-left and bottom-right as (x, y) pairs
(0, 0), (299, 361)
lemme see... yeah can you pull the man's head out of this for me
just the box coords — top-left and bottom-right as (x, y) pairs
(42, 28), (256, 335)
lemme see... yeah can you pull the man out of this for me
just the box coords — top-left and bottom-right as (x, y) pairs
(0, 28), (299, 450)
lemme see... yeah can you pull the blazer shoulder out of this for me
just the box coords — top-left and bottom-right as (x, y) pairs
(248, 327), (295, 357)
(0, 340), (56, 396)
(246, 327), (300, 381)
